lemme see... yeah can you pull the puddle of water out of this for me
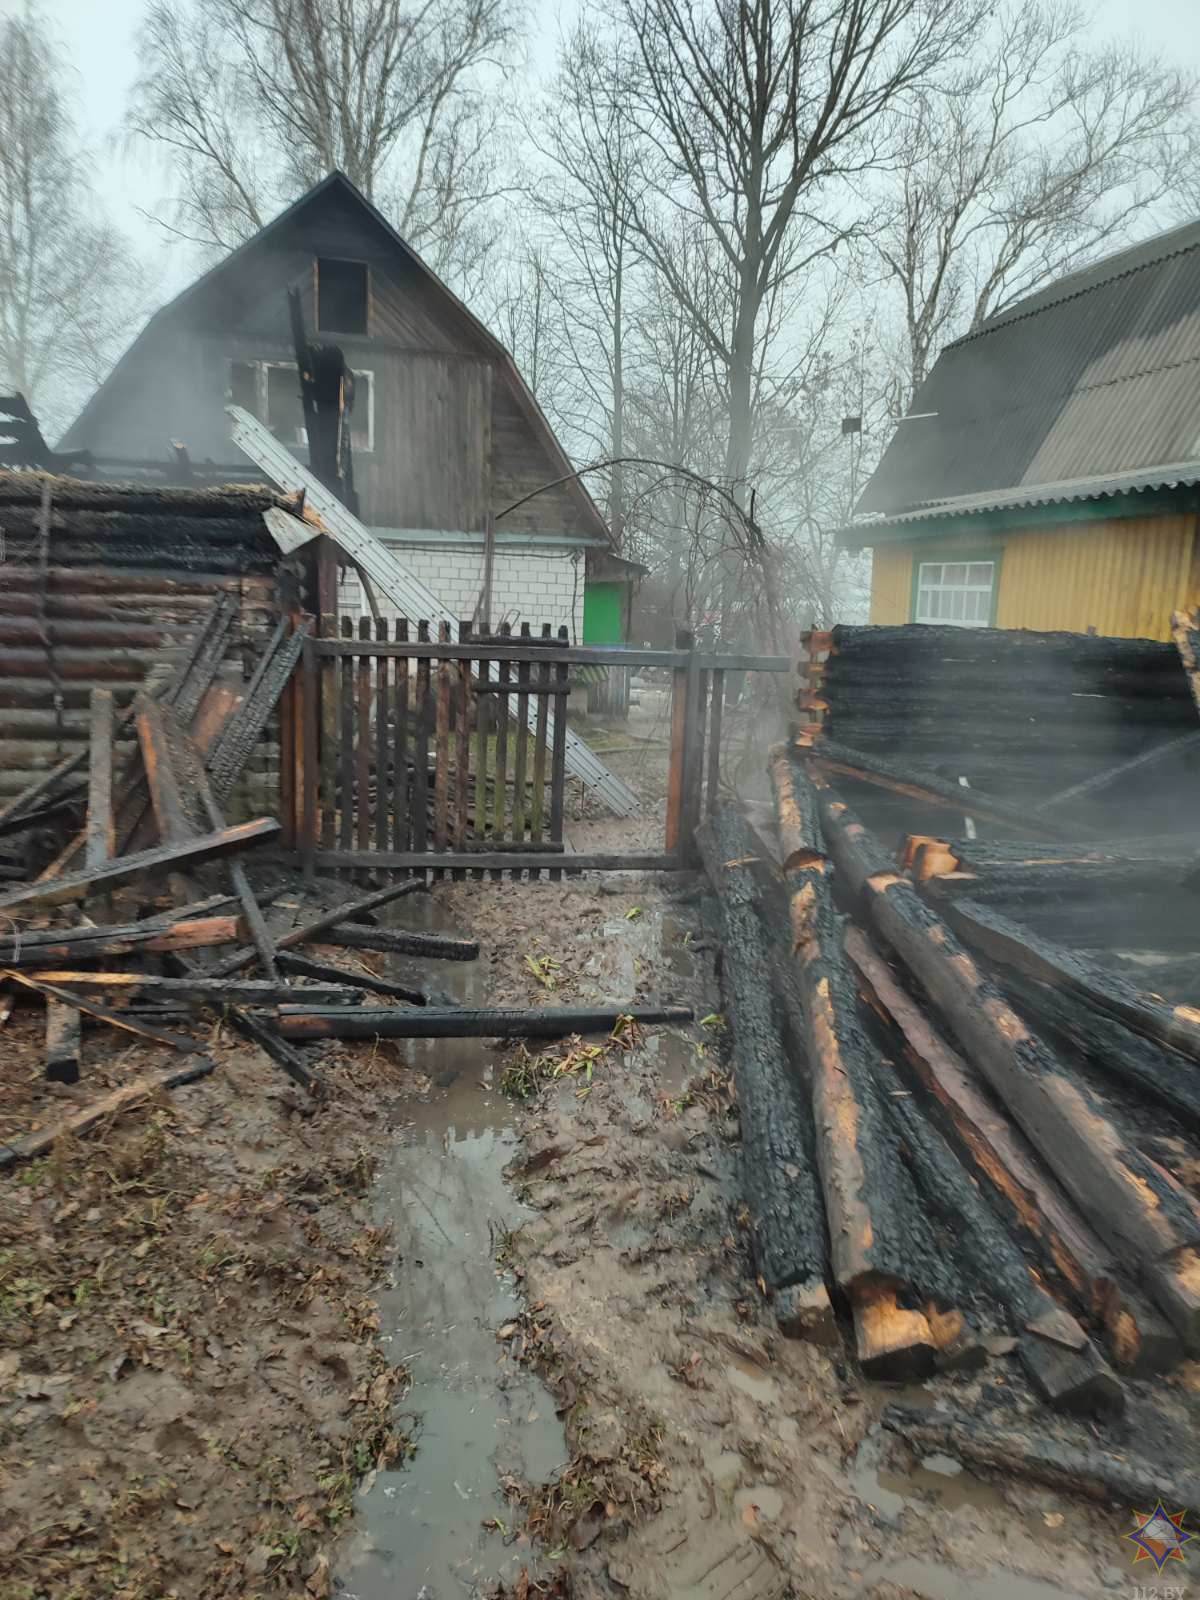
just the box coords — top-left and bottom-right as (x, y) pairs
(341, 897), (566, 1598)
(857, 1555), (1089, 1600)
(850, 1428), (1010, 1524)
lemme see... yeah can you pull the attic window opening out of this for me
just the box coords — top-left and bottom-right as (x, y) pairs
(915, 560), (995, 627)
(230, 360), (375, 453)
(317, 258), (369, 335)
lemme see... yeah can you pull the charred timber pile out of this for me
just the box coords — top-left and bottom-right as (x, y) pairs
(0, 581), (689, 1158)
(797, 622), (1200, 827)
(699, 709), (1200, 1408)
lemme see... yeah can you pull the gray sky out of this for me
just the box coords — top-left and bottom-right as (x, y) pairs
(27, 0), (1200, 304)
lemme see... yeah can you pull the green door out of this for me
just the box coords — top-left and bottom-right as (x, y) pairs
(583, 581), (625, 644)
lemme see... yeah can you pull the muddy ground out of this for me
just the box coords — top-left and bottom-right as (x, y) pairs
(2, 697), (1196, 1599)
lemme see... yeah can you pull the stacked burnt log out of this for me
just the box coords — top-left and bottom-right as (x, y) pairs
(702, 620), (1200, 1417)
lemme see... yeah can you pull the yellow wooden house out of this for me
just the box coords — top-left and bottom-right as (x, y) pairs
(839, 221), (1200, 641)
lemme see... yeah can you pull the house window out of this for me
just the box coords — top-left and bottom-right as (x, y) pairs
(317, 258), (369, 334)
(229, 360), (374, 453)
(915, 560), (995, 627)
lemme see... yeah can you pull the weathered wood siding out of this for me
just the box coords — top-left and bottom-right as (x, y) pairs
(866, 513), (1200, 640)
(62, 182), (601, 542)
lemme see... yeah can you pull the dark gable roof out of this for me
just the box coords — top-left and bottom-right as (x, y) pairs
(857, 217), (1200, 518)
(64, 172), (611, 544)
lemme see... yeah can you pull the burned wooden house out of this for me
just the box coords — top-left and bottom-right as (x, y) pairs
(60, 171), (640, 645)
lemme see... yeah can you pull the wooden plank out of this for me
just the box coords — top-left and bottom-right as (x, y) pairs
(549, 625), (570, 879)
(312, 640), (791, 670)
(44, 1002), (82, 1085)
(277, 951), (426, 1005)
(338, 614), (354, 861)
(0, 1057), (217, 1170)
(492, 622), (512, 876)
(512, 622), (532, 844)
(135, 692), (192, 845)
(454, 619), (471, 878)
(319, 603), (339, 850)
(317, 923), (480, 961)
(4, 969), (208, 1054)
(392, 617), (409, 854)
(434, 620), (452, 861)
(278, 633), (297, 851)
(357, 615), (372, 855)
(86, 689), (114, 868)
(301, 635), (320, 886)
(1036, 728), (1200, 814)
(706, 670), (724, 816)
(311, 848), (677, 873)
(375, 615), (390, 853)
(530, 623), (551, 851)
(30, 972), (358, 1006)
(664, 627), (691, 854)
(0, 818), (280, 914)
(411, 620), (431, 855)
(0, 917), (243, 965)
(474, 628), (490, 865)
(277, 1002), (694, 1040)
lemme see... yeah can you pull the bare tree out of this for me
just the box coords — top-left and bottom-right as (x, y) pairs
(0, 5), (147, 434)
(613, 0), (982, 505)
(876, 0), (1195, 401)
(128, 0), (522, 270)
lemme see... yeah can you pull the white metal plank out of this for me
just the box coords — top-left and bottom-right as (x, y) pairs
(232, 406), (638, 816)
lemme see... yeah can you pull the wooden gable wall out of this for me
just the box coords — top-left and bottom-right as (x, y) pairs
(63, 183), (600, 541)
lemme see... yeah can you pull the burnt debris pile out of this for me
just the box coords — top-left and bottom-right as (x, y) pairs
(703, 618), (1200, 1422)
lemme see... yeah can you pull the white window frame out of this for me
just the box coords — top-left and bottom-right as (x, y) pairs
(229, 359), (375, 454)
(914, 559), (995, 628)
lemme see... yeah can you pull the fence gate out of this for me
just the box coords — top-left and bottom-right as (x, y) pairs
(289, 621), (791, 879)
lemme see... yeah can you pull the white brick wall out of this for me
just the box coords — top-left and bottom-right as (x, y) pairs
(338, 540), (586, 639)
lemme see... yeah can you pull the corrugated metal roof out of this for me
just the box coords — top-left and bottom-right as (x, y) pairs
(836, 461), (1200, 548)
(856, 219), (1200, 518)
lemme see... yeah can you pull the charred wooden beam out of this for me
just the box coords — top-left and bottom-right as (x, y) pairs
(3, 970), (208, 1056)
(881, 1403), (1200, 1515)
(0, 817), (280, 915)
(695, 809), (834, 1344)
(940, 897), (1200, 1067)
(26, 973), (359, 1007)
(324, 923), (479, 962)
(1037, 728), (1200, 815)
(851, 1285), (936, 1381)
(770, 747), (931, 1308)
(275, 1003), (692, 1041)
(207, 876), (425, 978)
(135, 693), (192, 845)
(0, 915), (242, 966)
(276, 951), (427, 1005)
(813, 775), (1200, 1348)
(0, 1057), (216, 1171)
(795, 734), (1085, 838)
(44, 1001), (82, 1085)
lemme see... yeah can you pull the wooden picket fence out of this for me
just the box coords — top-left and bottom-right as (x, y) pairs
(286, 619), (792, 879)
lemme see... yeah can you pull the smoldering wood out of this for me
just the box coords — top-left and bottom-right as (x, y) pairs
(0, 1056), (217, 1171)
(0, 818), (280, 914)
(1036, 728), (1200, 814)
(813, 776), (1200, 1345)
(881, 1403), (1200, 1514)
(695, 809), (833, 1340)
(941, 898), (1200, 1066)
(275, 1003), (694, 1041)
(276, 951), (427, 1005)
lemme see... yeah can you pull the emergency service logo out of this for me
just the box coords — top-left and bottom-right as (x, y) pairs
(1125, 1503), (1192, 1572)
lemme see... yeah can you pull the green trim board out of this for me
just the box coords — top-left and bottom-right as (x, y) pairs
(842, 484), (1200, 550)
(907, 544), (1004, 625)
